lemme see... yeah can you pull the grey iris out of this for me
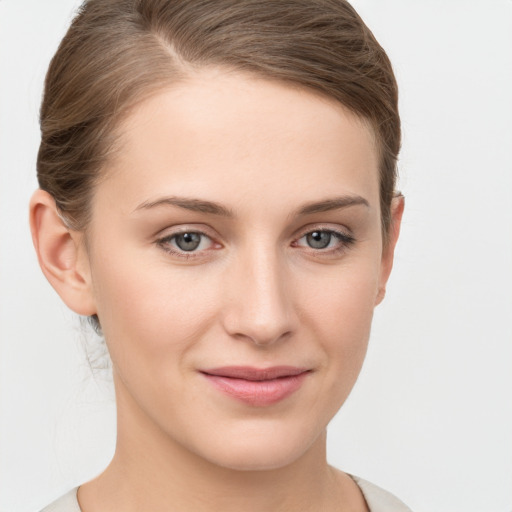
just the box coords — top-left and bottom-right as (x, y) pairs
(307, 231), (332, 249)
(175, 232), (202, 251)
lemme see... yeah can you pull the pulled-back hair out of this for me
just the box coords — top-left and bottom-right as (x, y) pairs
(38, 0), (400, 233)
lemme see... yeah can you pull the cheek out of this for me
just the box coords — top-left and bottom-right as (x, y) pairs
(300, 258), (380, 379)
(302, 258), (379, 337)
(90, 252), (220, 366)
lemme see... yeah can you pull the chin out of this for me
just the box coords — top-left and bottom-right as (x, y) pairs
(193, 421), (324, 472)
(205, 447), (310, 472)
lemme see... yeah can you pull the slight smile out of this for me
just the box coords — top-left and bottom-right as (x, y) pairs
(201, 366), (312, 406)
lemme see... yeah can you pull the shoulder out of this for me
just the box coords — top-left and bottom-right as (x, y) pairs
(39, 479), (412, 512)
(39, 488), (80, 512)
(351, 475), (413, 512)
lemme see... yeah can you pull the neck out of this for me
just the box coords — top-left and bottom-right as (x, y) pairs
(77, 375), (366, 512)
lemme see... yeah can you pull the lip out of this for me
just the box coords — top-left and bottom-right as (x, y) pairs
(200, 366), (311, 406)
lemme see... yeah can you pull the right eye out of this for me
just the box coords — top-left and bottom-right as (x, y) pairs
(157, 231), (215, 257)
(172, 232), (203, 251)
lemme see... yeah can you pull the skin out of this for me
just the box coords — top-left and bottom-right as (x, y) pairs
(30, 68), (403, 512)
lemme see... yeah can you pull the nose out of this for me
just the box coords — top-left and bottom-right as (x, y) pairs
(221, 247), (296, 346)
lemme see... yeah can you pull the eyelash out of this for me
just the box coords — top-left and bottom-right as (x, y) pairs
(293, 228), (356, 256)
(155, 228), (355, 260)
(156, 229), (217, 259)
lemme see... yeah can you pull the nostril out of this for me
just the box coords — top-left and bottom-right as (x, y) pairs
(229, 327), (293, 347)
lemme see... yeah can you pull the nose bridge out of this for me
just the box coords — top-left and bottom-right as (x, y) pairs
(223, 241), (295, 346)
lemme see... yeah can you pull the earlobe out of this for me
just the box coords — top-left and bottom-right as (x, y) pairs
(375, 194), (405, 306)
(29, 189), (97, 316)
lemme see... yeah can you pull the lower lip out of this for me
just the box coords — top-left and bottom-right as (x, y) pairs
(202, 372), (309, 406)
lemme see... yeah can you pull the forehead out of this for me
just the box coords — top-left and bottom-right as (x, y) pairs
(97, 69), (380, 218)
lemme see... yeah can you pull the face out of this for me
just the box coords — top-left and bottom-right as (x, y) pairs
(81, 69), (394, 471)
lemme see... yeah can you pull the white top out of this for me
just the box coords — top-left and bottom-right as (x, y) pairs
(40, 476), (412, 512)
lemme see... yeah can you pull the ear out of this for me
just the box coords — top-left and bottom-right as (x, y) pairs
(29, 189), (97, 316)
(375, 194), (405, 305)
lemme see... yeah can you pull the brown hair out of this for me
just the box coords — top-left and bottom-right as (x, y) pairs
(39, 0), (401, 338)
(38, 0), (400, 232)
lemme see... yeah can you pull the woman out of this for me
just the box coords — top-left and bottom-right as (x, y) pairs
(30, 0), (409, 510)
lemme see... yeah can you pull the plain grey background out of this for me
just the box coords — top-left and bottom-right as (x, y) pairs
(1, 1), (511, 511)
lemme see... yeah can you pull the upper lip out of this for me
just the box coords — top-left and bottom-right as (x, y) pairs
(201, 366), (310, 381)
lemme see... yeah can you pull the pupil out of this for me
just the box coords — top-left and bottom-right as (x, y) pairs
(176, 233), (201, 251)
(307, 231), (331, 249)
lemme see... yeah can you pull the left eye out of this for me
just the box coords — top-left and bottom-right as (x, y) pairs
(159, 232), (213, 253)
(296, 230), (353, 250)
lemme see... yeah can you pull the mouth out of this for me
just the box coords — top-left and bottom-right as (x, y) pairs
(200, 366), (311, 406)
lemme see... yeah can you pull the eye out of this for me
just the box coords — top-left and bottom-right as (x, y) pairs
(294, 229), (355, 253)
(174, 232), (203, 251)
(305, 231), (334, 249)
(157, 230), (215, 256)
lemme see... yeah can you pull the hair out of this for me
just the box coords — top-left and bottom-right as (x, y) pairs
(37, 0), (400, 332)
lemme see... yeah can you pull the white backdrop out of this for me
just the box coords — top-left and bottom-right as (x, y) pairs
(1, 1), (511, 511)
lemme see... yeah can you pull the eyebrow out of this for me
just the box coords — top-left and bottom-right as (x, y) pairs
(133, 194), (369, 217)
(134, 196), (234, 217)
(295, 195), (370, 215)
